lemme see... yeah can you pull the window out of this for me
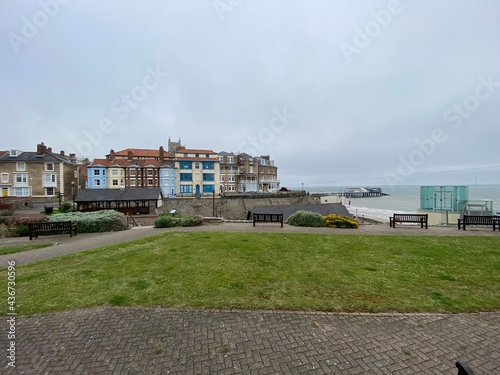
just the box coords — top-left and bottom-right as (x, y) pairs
(46, 187), (55, 196)
(220, 175), (225, 182)
(129, 169), (136, 176)
(205, 154), (209, 158)
(112, 169), (118, 176)
(112, 179), (119, 186)
(180, 161), (192, 169)
(203, 173), (214, 182)
(130, 179), (136, 186)
(94, 169), (100, 176)
(1, 173), (8, 183)
(228, 156), (233, 163)
(14, 174), (28, 184)
(45, 163), (54, 171)
(43, 174), (56, 186)
(203, 161), (214, 170)
(180, 185), (192, 194)
(249, 166), (254, 173)
(16, 162), (25, 171)
(195, 153), (200, 158)
(194, 162), (200, 169)
(203, 185), (214, 193)
(147, 169), (153, 176)
(13, 187), (30, 196)
(228, 174), (235, 182)
(218, 156), (224, 162)
(148, 179), (153, 186)
(180, 173), (192, 182)
(228, 185), (235, 192)
(95, 180), (101, 186)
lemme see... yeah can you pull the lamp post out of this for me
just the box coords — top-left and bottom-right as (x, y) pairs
(71, 181), (75, 206)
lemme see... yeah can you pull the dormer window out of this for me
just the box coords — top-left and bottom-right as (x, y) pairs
(9, 150), (18, 157)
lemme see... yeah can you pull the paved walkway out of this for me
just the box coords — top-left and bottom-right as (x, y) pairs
(1, 223), (499, 374)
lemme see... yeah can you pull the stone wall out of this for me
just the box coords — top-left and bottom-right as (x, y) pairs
(160, 193), (318, 220)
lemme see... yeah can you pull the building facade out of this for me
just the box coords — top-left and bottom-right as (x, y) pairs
(0, 142), (79, 203)
(218, 152), (280, 194)
(174, 147), (220, 196)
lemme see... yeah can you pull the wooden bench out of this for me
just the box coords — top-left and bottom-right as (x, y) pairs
(389, 213), (428, 229)
(28, 221), (77, 240)
(253, 213), (283, 228)
(457, 215), (500, 231)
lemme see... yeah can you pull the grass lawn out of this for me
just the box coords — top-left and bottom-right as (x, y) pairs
(1, 232), (499, 315)
(0, 243), (52, 256)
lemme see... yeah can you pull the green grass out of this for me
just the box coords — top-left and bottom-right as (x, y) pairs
(0, 243), (52, 256)
(1, 232), (499, 315)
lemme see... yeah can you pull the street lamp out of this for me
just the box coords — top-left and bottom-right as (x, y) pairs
(71, 181), (75, 206)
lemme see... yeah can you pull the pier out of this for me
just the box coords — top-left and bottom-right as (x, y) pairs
(311, 187), (389, 198)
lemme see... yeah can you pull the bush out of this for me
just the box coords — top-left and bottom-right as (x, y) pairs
(324, 214), (359, 229)
(1, 211), (13, 216)
(44, 206), (53, 214)
(48, 210), (128, 233)
(179, 215), (203, 227)
(60, 202), (73, 213)
(154, 215), (204, 228)
(154, 216), (178, 228)
(15, 224), (30, 237)
(287, 210), (324, 227)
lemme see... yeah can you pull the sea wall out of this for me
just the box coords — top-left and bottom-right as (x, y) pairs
(160, 193), (318, 220)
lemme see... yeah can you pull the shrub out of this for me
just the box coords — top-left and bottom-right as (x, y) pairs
(44, 206), (53, 214)
(15, 224), (30, 237)
(287, 210), (324, 227)
(60, 202), (73, 213)
(154, 216), (178, 228)
(323, 214), (359, 229)
(1, 211), (13, 216)
(179, 215), (203, 227)
(48, 210), (128, 233)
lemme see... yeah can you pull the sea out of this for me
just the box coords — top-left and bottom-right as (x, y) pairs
(297, 184), (500, 223)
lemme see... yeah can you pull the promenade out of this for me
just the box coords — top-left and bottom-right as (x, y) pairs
(1, 223), (499, 374)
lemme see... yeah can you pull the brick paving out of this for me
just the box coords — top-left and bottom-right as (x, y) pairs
(1, 223), (499, 374)
(1, 308), (498, 374)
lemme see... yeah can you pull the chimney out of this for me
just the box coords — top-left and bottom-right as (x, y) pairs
(127, 150), (133, 161)
(159, 146), (164, 162)
(109, 149), (115, 161)
(36, 142), (47, 155)
(69, 153), (76, 159)
(60, 150), (65, 156)
(47, 147), (52, 153)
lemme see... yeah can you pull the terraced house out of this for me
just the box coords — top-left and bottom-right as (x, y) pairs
(0, 142), (81, 203)
(86, 147), (176, 197)
(175, 147), (220, 196)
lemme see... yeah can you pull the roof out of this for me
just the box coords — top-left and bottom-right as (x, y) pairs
(249, 203), (352, 221)
(175, 147), (217, 155)
(88, 158), (173, 168)
(113, 148), (175, 159)
(75, 188), (163, 202)
(0, 151), (75, 164)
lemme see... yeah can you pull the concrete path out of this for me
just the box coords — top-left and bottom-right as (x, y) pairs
(1, 223), (499, 374)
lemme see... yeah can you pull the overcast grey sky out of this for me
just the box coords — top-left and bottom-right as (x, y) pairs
(1, 0), (499, 187)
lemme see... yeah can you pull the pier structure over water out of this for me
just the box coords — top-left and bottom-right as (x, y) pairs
(311, 187), (389, 198)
